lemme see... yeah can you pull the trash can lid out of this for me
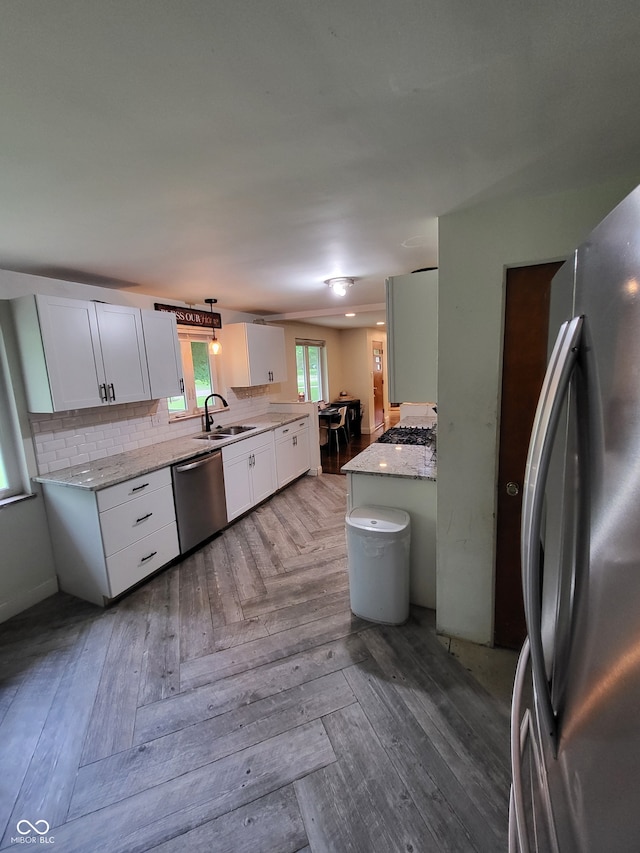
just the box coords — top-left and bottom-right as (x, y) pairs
(346, 506), (410, 533)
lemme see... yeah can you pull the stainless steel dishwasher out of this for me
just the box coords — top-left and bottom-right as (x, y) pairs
(171, 450), (228, 553)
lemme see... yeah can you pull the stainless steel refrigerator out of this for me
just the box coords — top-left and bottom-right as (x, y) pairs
(510, 185), (640, 852)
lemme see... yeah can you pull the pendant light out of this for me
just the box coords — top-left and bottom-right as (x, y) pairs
(204, 298), (222, 355)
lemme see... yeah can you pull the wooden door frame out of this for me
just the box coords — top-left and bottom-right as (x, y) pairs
(492, 260), (563, 648)
(372, 340), (384, 428)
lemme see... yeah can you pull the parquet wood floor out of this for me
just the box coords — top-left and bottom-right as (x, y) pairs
(0, 473), (510, 852)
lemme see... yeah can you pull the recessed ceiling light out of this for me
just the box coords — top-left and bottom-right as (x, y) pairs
(325, 277), (355, 296)
(376, 321), (385, 325)
(345, 312), (356, 317)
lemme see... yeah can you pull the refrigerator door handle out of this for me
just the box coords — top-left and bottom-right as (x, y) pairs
(510, 638), (561, 853)
(521, 315), (583, 754)
(510, 638), (531, 853)
(520, 317), (570, 640)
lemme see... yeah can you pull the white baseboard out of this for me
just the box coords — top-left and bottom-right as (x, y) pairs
(0, 577), (59, 625)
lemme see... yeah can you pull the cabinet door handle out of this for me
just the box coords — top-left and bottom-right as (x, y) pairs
(131, 482), (150, 492)
(108, 383), (116, 401)
(99, 383), (108, 402)
(140, 551), (158, 563)
(293, 436), (297, 446)
(179, 378), (184, 393)
(282, 428), (289, 434)
(136, 512), (153, 524)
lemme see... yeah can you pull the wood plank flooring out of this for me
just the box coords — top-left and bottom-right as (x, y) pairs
(319, 427), (384, 475)
(0, 473), (511, 852)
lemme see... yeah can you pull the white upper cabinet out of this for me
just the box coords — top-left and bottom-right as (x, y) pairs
(385, 270), (438, 405)
(224, 322), (287, 387)
(12, 294), (150, 412)
(140, 309), (183, 399)
(14, 294), (106, 411)
(94, 302), (150, 405)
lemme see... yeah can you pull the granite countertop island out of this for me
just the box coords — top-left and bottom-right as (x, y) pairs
(341, 416), (436, 481)
(34, 412), (306, 491)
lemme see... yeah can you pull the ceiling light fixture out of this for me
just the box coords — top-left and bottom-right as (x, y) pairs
(204, 298), (222, 355)
(325, 277), (354, 297)
(376, 321), (385, 326)
(345, 312), (356, 318)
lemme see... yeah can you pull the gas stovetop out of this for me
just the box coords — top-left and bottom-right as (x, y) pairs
(376, 426), (435, 446)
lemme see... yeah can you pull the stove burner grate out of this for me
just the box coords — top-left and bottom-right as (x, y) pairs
(376, 427), (434, 447)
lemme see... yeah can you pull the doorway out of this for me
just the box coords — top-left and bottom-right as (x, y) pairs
(494, 261), (563, 649)
(372, 341), (384, 428)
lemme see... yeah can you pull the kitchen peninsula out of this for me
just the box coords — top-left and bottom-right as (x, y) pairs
(342, 416), (436, 608)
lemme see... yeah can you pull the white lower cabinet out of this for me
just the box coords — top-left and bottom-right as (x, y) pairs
(43, 467), (179, 606)
(106, 524), (180, 598)
(222, 431), (276, 522)
(275, 418), (310, 488)
(40, 417), (309, 606)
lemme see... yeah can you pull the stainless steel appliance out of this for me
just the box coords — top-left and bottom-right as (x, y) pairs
(375, 426), (435, 446)
(510, 184), (640, 851)
(171, 450), (227, 553)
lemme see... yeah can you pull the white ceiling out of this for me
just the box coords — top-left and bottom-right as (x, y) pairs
(2, 0), (640, 328)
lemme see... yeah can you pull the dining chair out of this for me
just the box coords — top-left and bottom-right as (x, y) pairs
(329, 406), (349, 450)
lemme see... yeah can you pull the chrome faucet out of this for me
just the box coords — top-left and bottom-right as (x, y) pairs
(203, 393), (229, 431)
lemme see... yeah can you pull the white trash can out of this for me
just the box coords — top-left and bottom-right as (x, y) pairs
(345, 506), (411, 625)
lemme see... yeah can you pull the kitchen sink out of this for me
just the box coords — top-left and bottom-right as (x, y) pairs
(195, 425), (257, 441)
(220, 425), (255, 434)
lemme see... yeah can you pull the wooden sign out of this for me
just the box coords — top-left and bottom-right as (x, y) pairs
(154, 303), (221, 329)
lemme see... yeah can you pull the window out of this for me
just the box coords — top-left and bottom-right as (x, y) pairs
(296, 339), (326, 402)
(168, 329), (221, 418)
(0, 344), (25, 502)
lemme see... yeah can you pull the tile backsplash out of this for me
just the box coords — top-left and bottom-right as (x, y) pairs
(30, 386), (275, 475)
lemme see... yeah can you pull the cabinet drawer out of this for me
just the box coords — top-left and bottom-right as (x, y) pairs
(222, 430), (274, 463)
(106, 522), (179, 598)
(100, 484), (176, 557)
(97, 467), (171, 512)
(274, 419), (307, 441)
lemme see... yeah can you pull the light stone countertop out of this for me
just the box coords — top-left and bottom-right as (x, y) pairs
(34, 412), (306, 491)
(340, 417), (437, 481)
